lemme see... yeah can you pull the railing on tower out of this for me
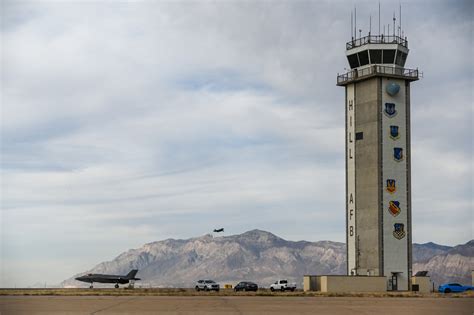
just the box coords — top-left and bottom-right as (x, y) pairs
(337, 65), (419, 85)
(346, 35), (408, 50)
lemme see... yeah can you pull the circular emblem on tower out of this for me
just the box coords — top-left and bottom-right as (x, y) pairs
(386, 82), (400, 96)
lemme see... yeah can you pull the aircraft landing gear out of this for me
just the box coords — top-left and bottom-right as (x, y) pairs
(115, 284), (119, 289)
(90, 283), (93, 289)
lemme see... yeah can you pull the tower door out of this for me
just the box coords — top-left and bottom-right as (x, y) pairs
(391, 274), (398, 291)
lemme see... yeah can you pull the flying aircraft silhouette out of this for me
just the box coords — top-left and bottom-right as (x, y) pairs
(213, 228), (224, 233)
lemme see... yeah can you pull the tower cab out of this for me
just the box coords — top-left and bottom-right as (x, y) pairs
(346, 34), (408, 69)
(337, 34), (418, 86)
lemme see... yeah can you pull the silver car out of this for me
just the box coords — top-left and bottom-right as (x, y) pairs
(195, 279), (220, 291)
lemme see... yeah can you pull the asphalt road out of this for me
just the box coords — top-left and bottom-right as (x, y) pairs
(0, 296), (472, 315)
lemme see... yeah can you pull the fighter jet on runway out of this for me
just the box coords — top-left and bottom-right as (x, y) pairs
(75, 269), (140, 288)
(213, 228), (224, 233)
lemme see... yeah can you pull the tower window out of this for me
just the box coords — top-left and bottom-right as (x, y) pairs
(395, 50), (403, 66)
(399, 52), (407, 67)
(356, 132), (364, 140)
(383, 49), (396, 64)
(358, 50), (369, 66)
(369, 50), (382, 64)
(347, 54), (359, 69)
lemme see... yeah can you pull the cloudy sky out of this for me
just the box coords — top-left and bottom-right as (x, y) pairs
(1, 0), (472, 287)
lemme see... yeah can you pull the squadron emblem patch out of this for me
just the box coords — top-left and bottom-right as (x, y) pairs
(390, 125), (400, 140)
(386, 179), (396, 194)
(388, 201), (401, 216)
(384, 103), (397, 118)
(394, 147), (404, 162)
(393, 223), (406, 240)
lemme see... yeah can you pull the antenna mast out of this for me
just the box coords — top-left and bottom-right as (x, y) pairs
(355, 6), (357, 39)
(393, 12), (396, 37)
(400, 3), (402, 38)
(378, 2), (381, 36)
(351, 11), (353, 40)
(370, 15), (372, 35)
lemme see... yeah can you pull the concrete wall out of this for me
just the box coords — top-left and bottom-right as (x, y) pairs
(343, 63), (416, 294)
(354, 78), (381, 276)
(381, 78), (410, 291)
(411, 277), (431, 293)
(321, 276), (386, 293)
(303, 276), (321, 292)
(305, 276), (429, 293)
(345, 76), (412, 291)
(304, 276), (386, 292)
(346, 84), (357, 275)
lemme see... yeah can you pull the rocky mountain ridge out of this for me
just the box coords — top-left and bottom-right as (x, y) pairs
(413, 240), (473, 285)
(61, 230), (472, 288)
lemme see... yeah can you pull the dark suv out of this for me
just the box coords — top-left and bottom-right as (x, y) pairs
(234, 281), (258, 292)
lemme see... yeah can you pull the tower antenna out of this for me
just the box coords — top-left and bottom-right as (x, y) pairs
(369, 15), (372, 35)
(355, 6), (357, 39)
(400, 3), (402, 38)
(378, 2), (381, 36)
(351, 11), (353, 40)
(393, 12), (396, 37)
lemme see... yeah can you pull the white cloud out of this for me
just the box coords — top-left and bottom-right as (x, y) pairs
(1, 0), (472, 286)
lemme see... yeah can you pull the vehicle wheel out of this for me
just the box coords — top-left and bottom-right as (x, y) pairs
(281, 287), (285, 292)
(444, 289), (451, 293)
(195, 286), (200, 292)
(115, 284), (119, 289)
(270, 287), (274, 292)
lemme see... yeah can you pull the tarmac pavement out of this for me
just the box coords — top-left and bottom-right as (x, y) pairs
(0, 295), (472, 315)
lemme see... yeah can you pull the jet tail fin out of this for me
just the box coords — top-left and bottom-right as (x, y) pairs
(126, 269), (139, 279)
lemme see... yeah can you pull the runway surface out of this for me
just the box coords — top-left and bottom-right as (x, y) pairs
(0, 296), (472, 315)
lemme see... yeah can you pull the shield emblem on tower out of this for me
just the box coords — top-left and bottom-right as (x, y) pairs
(394, 147), (404, 162)
(389, 201), (401, 216)
(390, 125), (400, 140)
(393, 223), (406, 240)
(384, 103), (397, 118)
(386, 179), (396, 194)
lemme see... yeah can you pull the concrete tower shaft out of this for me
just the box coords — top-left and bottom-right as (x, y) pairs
(337, 34), (419, 291)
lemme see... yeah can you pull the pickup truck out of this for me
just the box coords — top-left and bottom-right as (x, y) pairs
(270, 280), (296, 292)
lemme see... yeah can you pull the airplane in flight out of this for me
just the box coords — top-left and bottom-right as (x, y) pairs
(213, 228), (224, 233)
(75, 269), (140, 288)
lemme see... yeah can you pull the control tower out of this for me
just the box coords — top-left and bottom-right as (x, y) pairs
(337, 27), (419, 290)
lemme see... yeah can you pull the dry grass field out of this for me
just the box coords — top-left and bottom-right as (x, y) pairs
(0, 288), (472, 298)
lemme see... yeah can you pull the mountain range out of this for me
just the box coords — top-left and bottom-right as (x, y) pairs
(61, 230), (473, 288)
